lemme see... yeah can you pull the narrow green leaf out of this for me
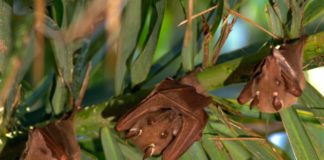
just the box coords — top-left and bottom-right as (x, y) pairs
(180, 142), (208, 160)
(181, 2), (197, 72)
(208, 122), (252, 160)
(50, 29), (73, 87)
(222, 140), (251, 160)
(210, 0), (224, 34)
(81, 149), (99, 160)
(118, 143), (143, 160)
(71, 41), (90, 99)
(304, 0), (324, 25)
(51, 0), (64, 27)
(100, 127), (125, 160)
(41, 16), (74, 87)
(299, 82), (324, 125)
(280, 107), (319, 160)
(303, 122), (324, 158)
(202, 128), (231, 160)
(131, 0), (165, 85)
(208, 105), (280, 160)
(265, 1), (284, 37)
(0, 1), (11, 74)
(287, 0), (303, 38)
(51, 78), (67, 115)
(144, 55), (181, 87)
(3, 14), (36, 127)
(113, 0), (142, 95)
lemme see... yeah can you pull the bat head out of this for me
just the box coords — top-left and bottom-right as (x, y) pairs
(252, 56), (286, 111)
(124, 109), (182, 159)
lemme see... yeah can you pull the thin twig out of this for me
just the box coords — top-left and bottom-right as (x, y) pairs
(226, 8), (280, 39)
(212, 16), (237, 64)
(12, 85), (22, 109)
(33, 0), (45, 85)
(202, 15), (212, 68)
(178, 4), (219, 26)
(71, 63), (92, 120)
(211, 137), (265, 141)
(182, 0), (193, 49)
(0, 58), (21, 108)
(75, 63), (92, 109)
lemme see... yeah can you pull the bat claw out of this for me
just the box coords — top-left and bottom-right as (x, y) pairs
(249, 93), (259, 109)
(143, 144), (155, 159)
(125, 128), (142, 139)
(272, 96), (282, 111)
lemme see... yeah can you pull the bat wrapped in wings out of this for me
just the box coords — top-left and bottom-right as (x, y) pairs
(237, 36), (307, 113)
(116, 78), (211, 160)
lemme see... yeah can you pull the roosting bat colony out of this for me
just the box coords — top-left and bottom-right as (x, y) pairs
(115, 37), (307, 159)
(20, 36), (307, 160)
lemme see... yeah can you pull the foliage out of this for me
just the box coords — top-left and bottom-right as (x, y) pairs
(0, 0), (323, 159)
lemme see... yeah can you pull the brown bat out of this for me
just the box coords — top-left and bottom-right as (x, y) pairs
(116, 78), (211, 160)
(21, 112), (80, 160)
(237, 36), (307, 113)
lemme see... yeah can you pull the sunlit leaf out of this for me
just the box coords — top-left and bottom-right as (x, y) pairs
(280, 108), (319, 160)
(131, 0), (165, 85)
(101, 127), (124, 160)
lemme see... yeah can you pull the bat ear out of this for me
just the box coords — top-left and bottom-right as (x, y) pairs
(237, 80), (253, 105)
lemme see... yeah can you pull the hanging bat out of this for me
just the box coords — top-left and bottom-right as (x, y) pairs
(237, 36), (307, 113)
(21, 112), (80, 160)
(116, 78), (211, 160)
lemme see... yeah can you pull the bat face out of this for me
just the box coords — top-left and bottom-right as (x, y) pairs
(237, 36), (307, 113)
(238, 56), (286, 112)
(116, 79), (211, 160)
(125, 109), (182, 158)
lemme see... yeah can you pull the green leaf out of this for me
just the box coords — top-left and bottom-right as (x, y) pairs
(303, 122), (324, 158)
(144, 55), (181, 87)
(303, 33), (324, 69)
(3, 14), (36, 127)
(210, 0), (224, 34)
(101, 127), (125, 160)
(41, 16), (74, 87)
(287, 0), (303, 38)
(299, 82), (324, 125)
(265, 1), (284, 37)
(180, 142), (208, 160)
(202, 126), (231, 160)
(118, 143), (143, 160)
(51, 0), (64, 27)
(131, 0), (165, 85)
(181, 3), (197, 72)
(50, 29), (73, 87)
(71, 41), (90, 99)
(113, 0), (142, 95)
(51, 78), (68, 115)
(280, 107), (319, 160)
(304, 0), (324, 25)
(0, 1), (11, 74)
